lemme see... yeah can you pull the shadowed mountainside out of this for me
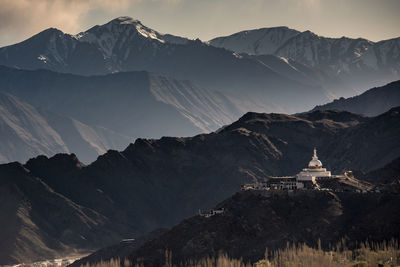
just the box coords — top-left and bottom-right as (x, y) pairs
(0, 161), (121, 264)
(73, 153), (400, 266)
(0, 92), (131, 164)
(125, 190), (400, 266)
(312, 80), (400, 116)
(0, 108), (399, 264)
(0, 66), (269, 140)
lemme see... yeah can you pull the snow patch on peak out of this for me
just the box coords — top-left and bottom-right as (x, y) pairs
(74, 17), (166, 58)
(37, 55), (48, 63)
(114, 16), (140, 23)
(133, 23), (165, 43)
(73, 17), (189, 58)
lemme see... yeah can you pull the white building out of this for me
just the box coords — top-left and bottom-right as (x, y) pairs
(296, 148), (331, 182)
(241, 147), (340, 191)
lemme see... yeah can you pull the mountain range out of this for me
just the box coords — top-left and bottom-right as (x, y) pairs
(0, 16), (398, 164)
(0, 17), (346, 113)
(0, 66), (268, 136)
(0, 16), (400, 265)
(1, 64), (397, 164)
(0, 107), (399, 264)
(209, 26), (400, 97)
(1, 17), (398, 112)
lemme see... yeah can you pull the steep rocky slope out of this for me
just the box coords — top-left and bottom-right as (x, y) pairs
(0, 162), (120, 265)
(0, 108), (399, 264)
(74, 153), (400, 266)
(355, 157), (400, 185)
(0, 92), (68, 163)
(0, 66), (268, 139)
(125, 190), (400, 266)
(312, 80), (400, 116)
(0, 92), (130, 164)
(74, 189), (400, 266)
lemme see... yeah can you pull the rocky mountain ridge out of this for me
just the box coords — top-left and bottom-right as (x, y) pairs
(0, 66), (268, 140)
(312, 80), (400, 116)
(210, 27), (400, 97)
(0, 108), (399, 264)
(0, 92), (130, 163)
(0, 17), (332, 112)
(124, 190), (400, 266)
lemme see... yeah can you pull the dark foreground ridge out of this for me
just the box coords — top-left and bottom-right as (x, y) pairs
(0, 108), (399, 264)
(74, 190), (400, 266)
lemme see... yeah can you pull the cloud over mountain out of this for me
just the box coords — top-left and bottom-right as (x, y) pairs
(0, 0), (131, 46)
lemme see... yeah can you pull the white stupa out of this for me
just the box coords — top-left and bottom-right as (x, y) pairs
(296, 148), (331, 182)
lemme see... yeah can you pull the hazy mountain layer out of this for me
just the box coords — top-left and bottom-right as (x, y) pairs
(0, 92), (68, 163)
(0, 92), (130, 164)
(209, 27), (400, 97)
(312, 80), (400, 116)
(0, 108), (399, 264)
(0, 17), (328, 112)
(0, 66), (270, 139)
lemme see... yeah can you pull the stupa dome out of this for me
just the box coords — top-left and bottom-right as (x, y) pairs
(308, 148), (322, 168)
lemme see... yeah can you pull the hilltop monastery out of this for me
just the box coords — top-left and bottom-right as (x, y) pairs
(242, 148), (347, 190)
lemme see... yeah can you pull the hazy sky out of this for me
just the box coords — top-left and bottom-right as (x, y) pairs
(0, 0), (399, 47)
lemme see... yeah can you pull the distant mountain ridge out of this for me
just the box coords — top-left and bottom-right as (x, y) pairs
(0, 66), (269, 139)
(0, 17), (331, 113)
(312, 80), (400, 116)
(1, 17), (399, 108)
(209, 26), (399, 70)
(0, 17), (188, 75)
(209, 26), (301, 55)
(0, 92), (130, 163)
(209, 27), (400, 97)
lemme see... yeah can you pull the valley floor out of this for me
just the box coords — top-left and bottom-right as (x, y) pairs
(2, 254), (89, 267)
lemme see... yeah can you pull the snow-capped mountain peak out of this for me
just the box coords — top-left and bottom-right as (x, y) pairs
(106, 16), (164, 41)
(74, 16), (188, 58)
(209, 26), (300, 55)
(74, 17), (161, 58)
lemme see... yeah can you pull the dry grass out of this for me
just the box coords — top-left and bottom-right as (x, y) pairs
(183, 252), (251, 267)
(80, 258), (130, 267)
(257, 239), (400, 267)
(80, 240), (400, 267)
